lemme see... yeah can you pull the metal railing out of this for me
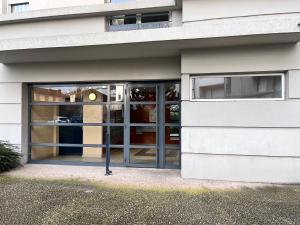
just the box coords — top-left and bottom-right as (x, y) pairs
(108, 21), (170, 32)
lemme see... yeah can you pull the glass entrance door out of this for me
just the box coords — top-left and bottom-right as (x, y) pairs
(124, 82), (181, 168)
(125, 84), (158, 167)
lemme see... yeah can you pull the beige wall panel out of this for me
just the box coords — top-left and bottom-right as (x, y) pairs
(182, 127), (300, 157)
(6, 0), (104, 11)
(182, 44), (300, 74)
(0, 16), (105, 40)
(0, 82), (21, 103)
(0, 57), (181, 83)
(183, 0), (300, 22)
(0, 104), (21, 123)
(181, 153), (300, 183)
(288, 70), (300, 99)
(181, 100), (300, 128)
(0, 124), (21, 144)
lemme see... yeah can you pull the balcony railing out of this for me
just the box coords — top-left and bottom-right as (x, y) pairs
(108, 21), (170, 32)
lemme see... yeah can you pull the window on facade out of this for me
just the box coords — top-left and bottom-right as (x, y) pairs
(191, 74), (284, 100)
(108, 12), (170, 31)
(10, 2), (29, 13)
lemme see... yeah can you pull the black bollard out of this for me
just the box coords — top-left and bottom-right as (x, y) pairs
(105, 132), (112, 176)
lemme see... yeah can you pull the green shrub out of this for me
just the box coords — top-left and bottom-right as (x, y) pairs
(0, 141), (21, 173)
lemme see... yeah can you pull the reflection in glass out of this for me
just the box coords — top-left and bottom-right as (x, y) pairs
(165, 127), (180, 145)
(192, 75), (282, 99)
(130, 126), (156, 145)
(31, 85), (108, 103)
(82, 86), (108, 103)
(31, 105), (108, 124)
(165, 148), (180, 166)
(165, 83), (180, 101)
(83, 105), (108, 123)
(130, 87), (156, 102)
(110, 85), (124, 102)
(165, 104), (180, 123)
(31, 126), (107, 145)
(110, 105), (124, 123)
(130, 148), (156, 165)
(130, 105), (156, 123)
(110, 127), (124, 145)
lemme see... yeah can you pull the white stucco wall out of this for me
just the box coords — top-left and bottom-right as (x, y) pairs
(182, 0), (300, 23)
(6, 0), (104, 11)
(181, 43), (300, 183)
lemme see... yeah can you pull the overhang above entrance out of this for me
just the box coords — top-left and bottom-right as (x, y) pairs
(1, 12), (300, 63)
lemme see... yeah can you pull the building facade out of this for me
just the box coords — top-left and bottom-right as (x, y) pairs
(0, 0), (300, 183)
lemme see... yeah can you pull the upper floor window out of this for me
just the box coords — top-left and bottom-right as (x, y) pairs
(191, 74), (284, 101)
(108, 12), (170, 32)
(10, 2), (29, 13)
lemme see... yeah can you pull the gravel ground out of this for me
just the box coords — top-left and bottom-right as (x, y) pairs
(0, 176), (299, 225)
(5, 164), (269, 190)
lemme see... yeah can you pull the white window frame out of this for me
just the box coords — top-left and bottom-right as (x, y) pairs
(189, 73), (285, 102)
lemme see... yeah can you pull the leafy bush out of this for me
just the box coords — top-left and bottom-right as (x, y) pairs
(0, 141), (21, 173)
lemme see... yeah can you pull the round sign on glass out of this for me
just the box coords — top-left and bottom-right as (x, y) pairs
(88, 92), (97, 101)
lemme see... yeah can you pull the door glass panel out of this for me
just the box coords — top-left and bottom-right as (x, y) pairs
(110, 105), (124, 123)
(130, 126), (156, 145)
(130, 148), (156, 165)
(165, 104), (180, 123)
(110, 126), (124, 145)
(130, 87), (156, 102)
(110, 85), (124, 102)
(165, 148), (180, 167)
(130, 104), (156, 123)
(165, 127), (180, 145)
(165, 83), (180, 101)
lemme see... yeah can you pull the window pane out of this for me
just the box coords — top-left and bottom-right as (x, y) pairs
(31, 146), (123, 164)
(130, 148), (156, 165)
(110, 85), (124, 102)
(83, 105), (108, 123)
(192, 75), (283, 99)
(165, 104), (180, 123)
(165, 83), (180, 101)
(165, 148), (180, 167)
(110, 105), (124, 123)
(31, 126), (107, 145)
(130, 104), (156, 123)
(130, 87), (156, 102)
(31, 105), (108, 123)
(165, 127), (180, 145)
(31, 85), (108, 103)
(130, 126), (156, 145)
(11, 3), (29, 13)
(141, 12), (169, 23)
(83, 86), (108, 103)
(110, 127), (124, 145)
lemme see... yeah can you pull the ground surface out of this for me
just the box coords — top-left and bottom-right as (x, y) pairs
(4, 164), (268, 190)
(0, 176), (299, 225)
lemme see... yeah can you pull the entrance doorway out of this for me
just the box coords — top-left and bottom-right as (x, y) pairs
(29, 82), (180, 168)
